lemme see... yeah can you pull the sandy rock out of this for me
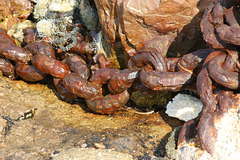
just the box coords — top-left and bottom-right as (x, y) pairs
(52, 148), (133, 160)
(0, 116), (7, 140)
(0, 75), (183, 159)
(0, 0), (33, 31)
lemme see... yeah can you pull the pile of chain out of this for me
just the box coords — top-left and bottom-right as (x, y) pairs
(0, 0), (239, 112)
(0, 24), (215, 115)
(176, 0), (240, 155)
(0, 26), (136, 114)
(0, 0), (240, 156)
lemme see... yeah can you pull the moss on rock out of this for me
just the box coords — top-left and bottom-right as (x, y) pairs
(130, 91), (173, 108)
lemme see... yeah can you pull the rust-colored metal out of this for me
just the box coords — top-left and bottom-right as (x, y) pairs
(85, 90), (130, 114)
(69, 39), (94, 55)
(108, 69), (139, 94)
(201, 0), (240, 49)
(24, 42), (56, 59)
(196, 51), (222, 111)
(197, 91), (236, 154)
(208, 53), (239, 89)
(0, 58), (15, 80)
(31, 54), (70, 78)
(200, 5), (226, 49)
(53, 78), (79, 101)
(93, 53), (115, 69)
(140, 65), (194, 91)
(62, 54), (90, 80)
(23, 32), (38, 45)
(128, 48), (167, 72)
(176, 49), (213, 72)
(0, 28), (16, 45)
(177, 116), (199, 147)
(15, 63), (46, 82)
(63, 72), (102, 99)
(22, 27), (38, 45)
(0, 40), (32, 63)
(89, 67), (119, 84)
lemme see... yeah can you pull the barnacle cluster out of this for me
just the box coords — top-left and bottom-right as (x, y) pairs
(33, 0), (99, 52)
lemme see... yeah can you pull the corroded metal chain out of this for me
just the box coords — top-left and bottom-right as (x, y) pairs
(178, 0), (240, 155)
(0, 26), (212, 115)
(0, 27), (137, 114)
(0, 0), (240, 117)
(0, 0), (240, 157)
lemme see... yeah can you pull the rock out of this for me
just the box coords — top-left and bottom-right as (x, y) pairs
(79, 0), (99, 31)
(0, 0), (33, 31)
(33, 0), (78, 19)
(94, 142), (106, 149)
(94, 0), (218, 62)
(130, 91), (172, 108)
(0, 116), (7, 140)
(165, 94), (203, 121)
(7, 20), (36, 44)
(33, 0), (100, 52)
(175, 91), (240, 160)
(165, 126), (182, 160)
(52, 148), (133, 160)
(0, 75), (183, 159)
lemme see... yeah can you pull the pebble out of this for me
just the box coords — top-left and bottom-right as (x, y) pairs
(94, 142), (106, 149)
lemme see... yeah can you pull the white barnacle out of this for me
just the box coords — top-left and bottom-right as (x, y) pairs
(49, 0), (78, 12)
(36, 19), (57, 37)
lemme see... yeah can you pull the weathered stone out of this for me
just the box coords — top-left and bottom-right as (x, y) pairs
(94, 0), (218, 62)
(0, 75), (183, 159)
(52, 148), (133, 160)
(0, 0), (33, 31)
(166, 94), (203, 121)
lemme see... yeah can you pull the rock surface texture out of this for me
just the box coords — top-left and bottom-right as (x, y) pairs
(165, 91), (240, 160)
(94, 0), (217, 61)
(0, 0), (33, 31)
(0, 76), (183, 159)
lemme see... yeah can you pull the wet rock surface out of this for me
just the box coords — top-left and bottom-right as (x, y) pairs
(0, 75), (183, 159)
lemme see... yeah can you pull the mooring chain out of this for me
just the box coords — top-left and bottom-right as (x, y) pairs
(0, 27), (216, 114)
(0, 26), (142, 114)
(1, 0), (240, 116)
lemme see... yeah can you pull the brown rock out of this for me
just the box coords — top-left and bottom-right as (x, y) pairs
(52, 148), (133, 160)
(0, 0), (33, 31)
(94, 0), (217, 63)
(0, 75), (183, 159)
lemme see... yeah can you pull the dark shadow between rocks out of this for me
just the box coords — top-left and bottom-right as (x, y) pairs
(153, 132), (171, 158)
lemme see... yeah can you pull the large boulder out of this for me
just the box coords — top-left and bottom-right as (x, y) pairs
(94, 0), (217, 64)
